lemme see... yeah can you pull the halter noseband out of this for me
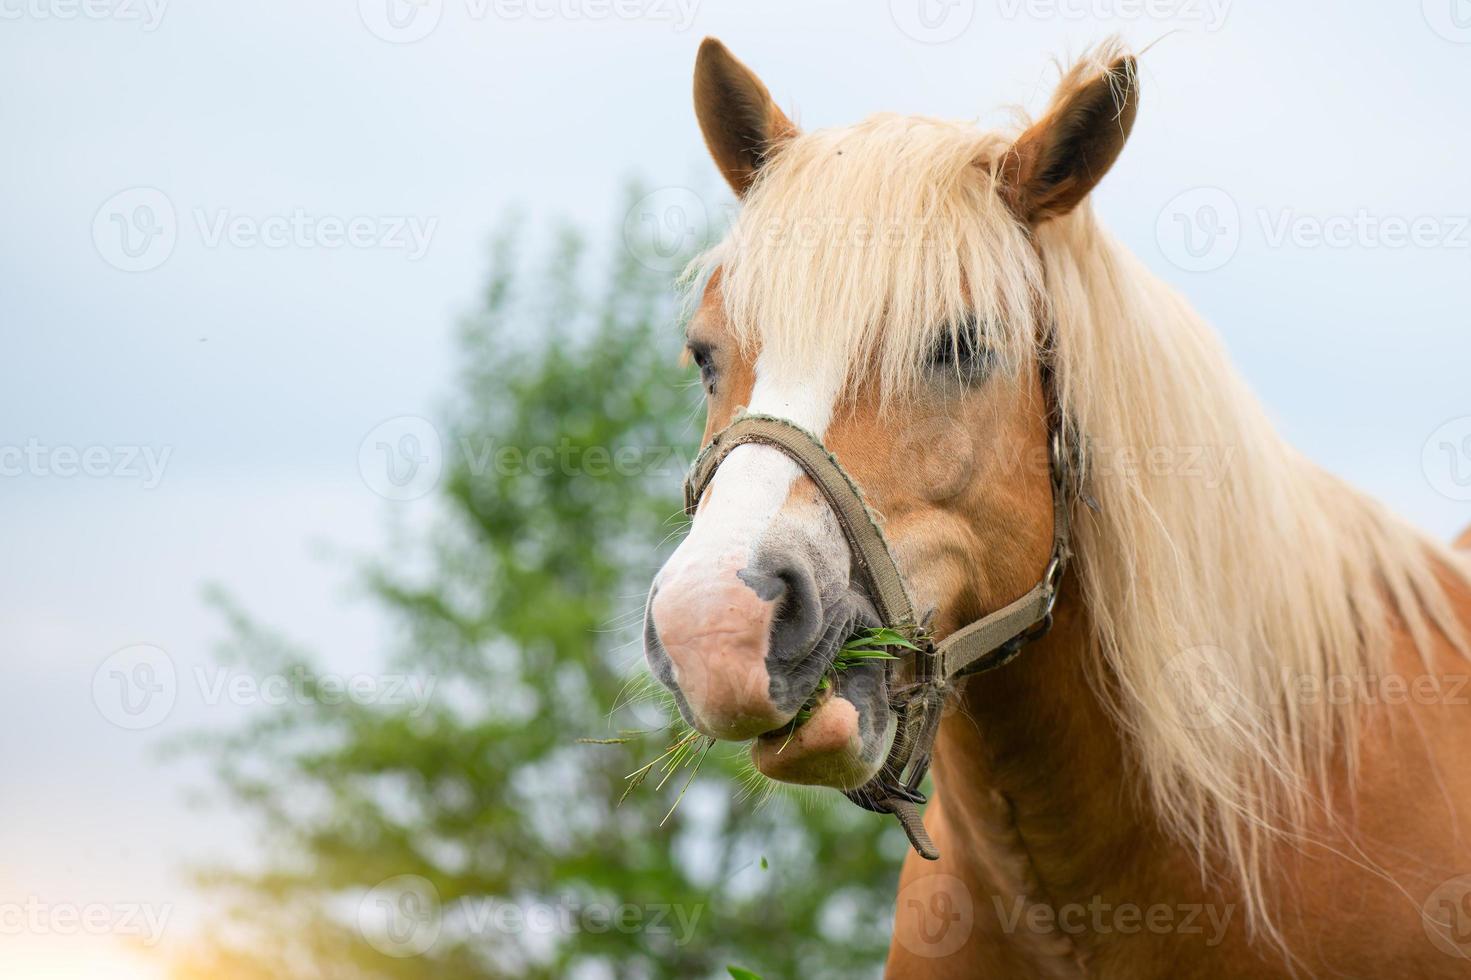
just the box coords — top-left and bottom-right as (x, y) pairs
(682, 411), (1076, 860)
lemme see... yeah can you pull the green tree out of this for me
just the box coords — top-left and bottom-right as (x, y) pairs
(172, 192), (902, 980)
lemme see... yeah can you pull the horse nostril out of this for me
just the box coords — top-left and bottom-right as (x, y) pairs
(736, 567), (788, 604)
(740, 561), (823, 671)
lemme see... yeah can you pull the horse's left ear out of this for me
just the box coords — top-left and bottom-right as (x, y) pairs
(1002, 56), (1139, 222)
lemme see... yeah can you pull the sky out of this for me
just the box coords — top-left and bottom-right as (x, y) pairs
(2, 1), (1469, 974)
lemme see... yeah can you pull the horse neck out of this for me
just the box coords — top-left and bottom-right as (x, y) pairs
(929, 578), (1194, 912)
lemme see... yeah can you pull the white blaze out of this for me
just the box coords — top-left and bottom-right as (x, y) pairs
(658, 350), (846, 586)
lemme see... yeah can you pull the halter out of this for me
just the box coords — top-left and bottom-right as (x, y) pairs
(682, 406), (1077, 861)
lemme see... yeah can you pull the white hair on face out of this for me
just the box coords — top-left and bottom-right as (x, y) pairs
(684, 41), (1471, 948)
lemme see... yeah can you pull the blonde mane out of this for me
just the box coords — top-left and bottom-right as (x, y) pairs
(687, 44), (1471, 940)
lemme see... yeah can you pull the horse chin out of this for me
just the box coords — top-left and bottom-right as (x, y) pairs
(749, 663), (895, 790)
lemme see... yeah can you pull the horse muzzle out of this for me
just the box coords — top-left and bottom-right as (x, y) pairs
(643, 548), (896, 790)
(645, 534), (862, 741)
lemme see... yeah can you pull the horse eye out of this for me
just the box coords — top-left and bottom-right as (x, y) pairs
(926, 318), (993, 383)
(688, 342), (718, 394)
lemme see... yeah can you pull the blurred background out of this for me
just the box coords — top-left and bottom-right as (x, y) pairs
(3, 2), (1469, 976)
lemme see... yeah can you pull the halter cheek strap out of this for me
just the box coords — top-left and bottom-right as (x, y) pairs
(683, 413), (1076, 861)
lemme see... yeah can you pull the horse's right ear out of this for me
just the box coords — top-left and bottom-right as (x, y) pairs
(1002, 55), (1139, 222)
(693, 38), (798, 198)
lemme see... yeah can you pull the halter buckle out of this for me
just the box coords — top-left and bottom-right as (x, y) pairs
(1042, 555), (1063, 612)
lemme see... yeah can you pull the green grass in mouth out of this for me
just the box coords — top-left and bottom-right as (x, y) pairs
(783, 626), (923, 744)
(588, 628), (926, 813)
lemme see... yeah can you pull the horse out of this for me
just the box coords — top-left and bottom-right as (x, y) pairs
(642, 37), (1471, 977)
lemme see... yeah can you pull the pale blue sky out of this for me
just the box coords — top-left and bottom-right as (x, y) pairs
(2, 1), (1468, 974)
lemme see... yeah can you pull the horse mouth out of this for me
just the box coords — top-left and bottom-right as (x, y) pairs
(750, 657), (894, 789)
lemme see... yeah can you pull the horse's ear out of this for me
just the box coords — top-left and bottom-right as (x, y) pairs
(1002, 56), (1139, 222)
(693, 38), (798, 198)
